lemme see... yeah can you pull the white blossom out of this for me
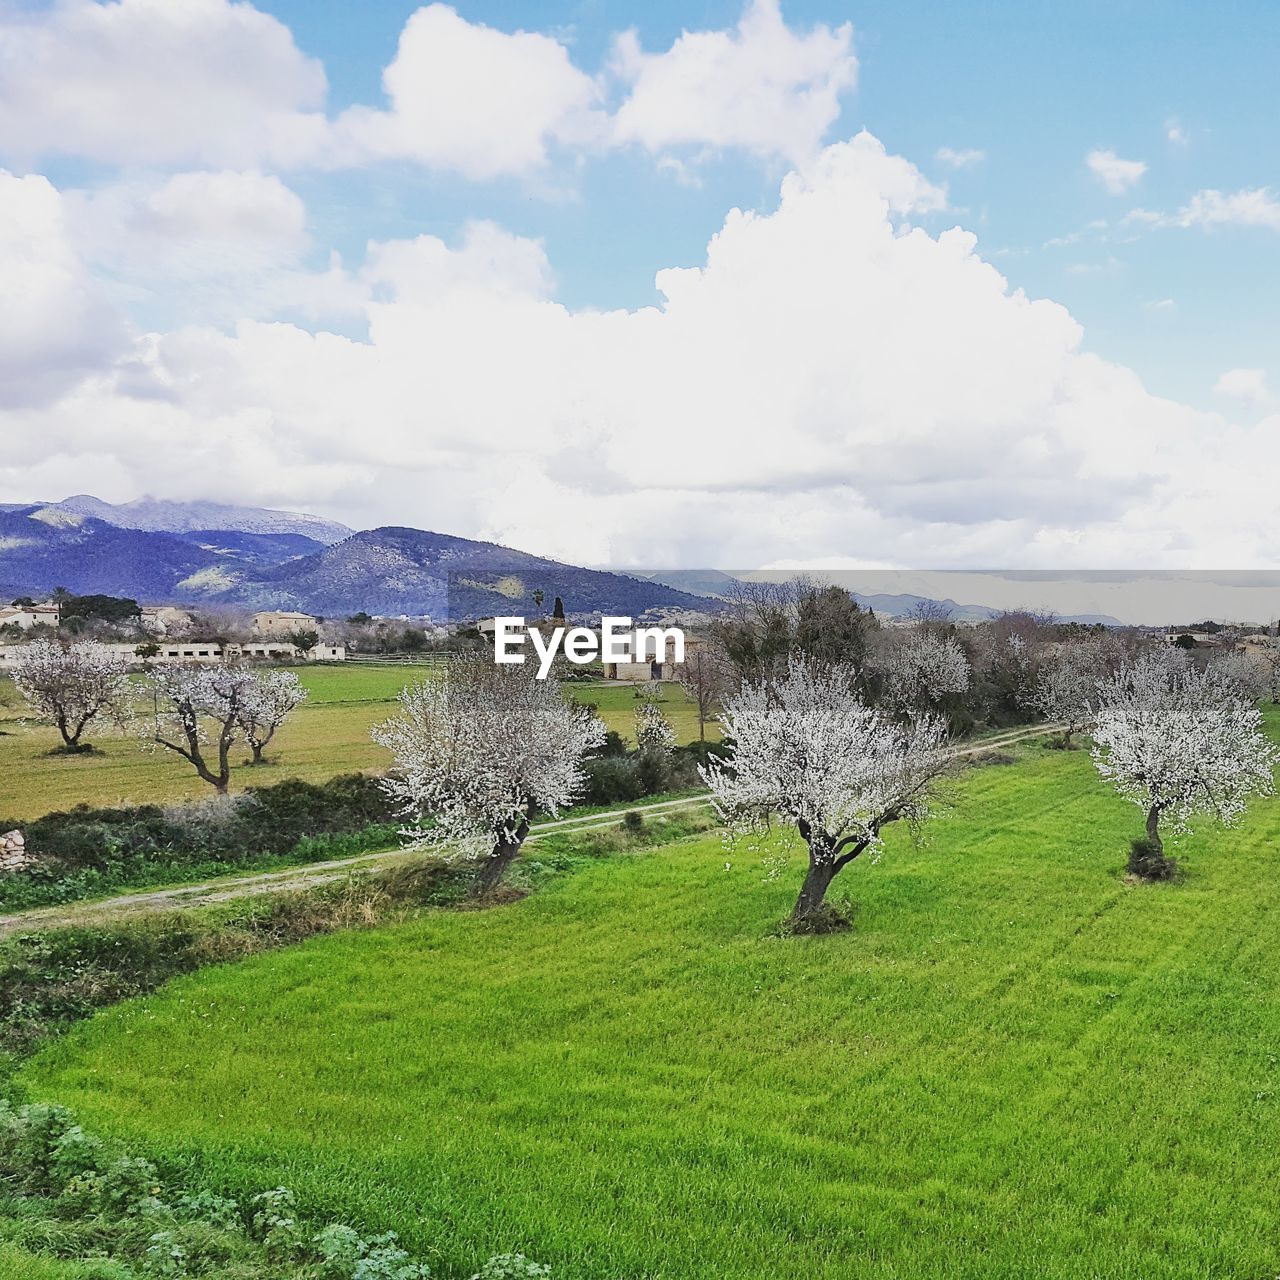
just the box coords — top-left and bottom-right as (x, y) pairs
(1030, 637), (1114, 744)
(879, 630), (971, 713)
(1211, 648), (1276, 703)
(703, 659), (949, 922)
(372, 656), (605, 884)
(1091, 650), (1279, 847)
(634, 698), (676, 753)
(236, 668), (309, 763)
(136, 664), (258, 791)
(11, 639), (130, 750)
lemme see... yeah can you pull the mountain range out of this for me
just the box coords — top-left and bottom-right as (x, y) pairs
(0, 496), (1123, 626)
(0, 498), (710, 622)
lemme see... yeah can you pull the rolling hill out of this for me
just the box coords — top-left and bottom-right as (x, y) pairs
(0, 503), (712, 621)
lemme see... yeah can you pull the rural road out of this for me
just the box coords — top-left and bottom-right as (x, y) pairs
(0, 723), (1059, 935)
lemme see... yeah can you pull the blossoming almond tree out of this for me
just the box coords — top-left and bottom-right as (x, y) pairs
(372, 655), (605, 894)
(878, 630), (971, 716)
(11, 640), (131, 752)
(137, 665), (258, 793)
(1091, 651), (1279, 879)
(235, 669), (309, 764)
(1212, 648), (1276, 704)
(1030, 637), (1113, 747)
(634, 698), (676, 754)
(702, 660), (950, 929)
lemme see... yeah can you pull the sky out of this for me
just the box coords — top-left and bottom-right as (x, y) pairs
(0, 0), (1277, 570)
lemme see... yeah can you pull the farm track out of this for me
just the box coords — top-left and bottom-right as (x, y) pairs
(0, 723), (1062, 935)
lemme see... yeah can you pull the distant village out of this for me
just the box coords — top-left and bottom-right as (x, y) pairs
(0, 591), (697, 680)
(1, 588), (1277, 680)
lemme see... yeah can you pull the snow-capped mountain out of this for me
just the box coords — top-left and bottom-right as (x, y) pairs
(39, 495), (352, 545)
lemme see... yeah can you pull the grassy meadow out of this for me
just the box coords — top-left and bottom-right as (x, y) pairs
(0, 666), (709, 820)
(21, 719), (1280, 1279)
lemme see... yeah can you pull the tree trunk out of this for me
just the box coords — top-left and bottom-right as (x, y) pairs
(249, 741), (265, 765)
(473, 820), (530, 895)
(55, 712), (81, 750)
(789, 854), (838, 925)
(1145, 804), (1164, 854)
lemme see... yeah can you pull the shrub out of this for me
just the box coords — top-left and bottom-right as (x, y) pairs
(581, 755), (648, 805)
(0, 774), (403, 910)
(472, 1254), (552, 1280)
(622, 809), (645, 833)
(0, 1099), (461, 1278)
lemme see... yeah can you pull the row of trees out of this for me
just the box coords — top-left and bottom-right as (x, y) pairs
(10, 640), (309, 789)
(373, 642), (1278, 929)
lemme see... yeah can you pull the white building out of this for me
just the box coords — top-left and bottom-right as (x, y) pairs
(0, 601), (60, 630)
(0, 640), (345, 669)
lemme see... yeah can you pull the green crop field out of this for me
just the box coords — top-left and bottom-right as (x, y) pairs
(22, 718), (1280, 1279)
(0, 667), (708, 820)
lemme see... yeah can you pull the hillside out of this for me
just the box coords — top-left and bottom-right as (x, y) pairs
(0, 505), (713, 620)
(23, 728), (1280, 1279)
(242, 526), (711, 619)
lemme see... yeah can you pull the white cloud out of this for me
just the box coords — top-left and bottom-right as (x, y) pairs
(57, 171), (316, 328)
(1125, 188), (1280, 235)
(1214, 367), (1270, 405)
(69, 171), (308, 259)
(0, 0), (862, 182)
(1086, 148), (1147, 195)
(610, 0), (856, 165)
(7, 130), (1277, 567)
(363, 221), (555, 304)
(1166, 117), (1188, 145)
(935, 147), (985, 170)
(0, 0), (328, 169)
(333, 4), (606, 179)
(1173, 188), (1280, 232)
(0, 171), (127, 408)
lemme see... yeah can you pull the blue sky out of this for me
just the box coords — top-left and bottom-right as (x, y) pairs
(247, 0), (1280, 408)
(0, 0), (1276, 568)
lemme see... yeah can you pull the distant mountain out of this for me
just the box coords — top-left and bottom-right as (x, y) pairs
(0, 508), (218, 601)
(637, 569), (744, 599)
(641, 572), (1121, 626)
(0, 508), (713, 621)
(0, 496), (1124, 625)
(41, 495), (351, 545)
(236, 527), (712, 620)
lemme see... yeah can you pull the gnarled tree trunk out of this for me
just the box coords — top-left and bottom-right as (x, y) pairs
(791, 856), (840, 923)
(474, 818), (531, 895)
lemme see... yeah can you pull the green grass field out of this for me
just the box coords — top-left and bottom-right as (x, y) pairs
(0, 1245), (111, 1280)
(0, 667), (709, 820)
(21, 723), (1280, 1279)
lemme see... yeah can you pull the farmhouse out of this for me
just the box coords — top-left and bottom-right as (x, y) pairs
(607, 632), (698, 682)
(0, 601), (59, 629)
(139, 605), (192, 634)
(0, 640), (345, 669)
(253, 610), (319, 636)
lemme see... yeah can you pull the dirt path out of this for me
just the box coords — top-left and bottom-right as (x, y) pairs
(0, 723), (1060, 935)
